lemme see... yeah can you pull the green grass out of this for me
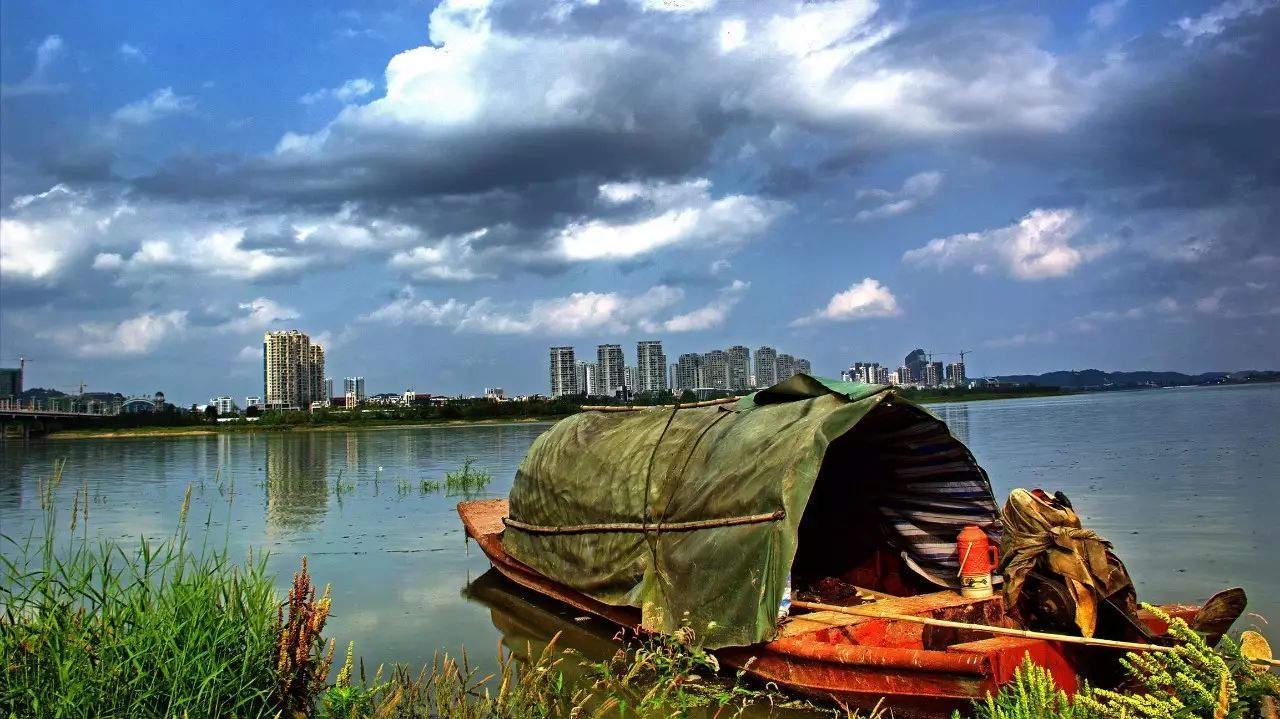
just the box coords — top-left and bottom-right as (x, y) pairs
(0, 471), (280, 718)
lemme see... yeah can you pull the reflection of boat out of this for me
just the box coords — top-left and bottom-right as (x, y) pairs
(460, 376), (1220, 717)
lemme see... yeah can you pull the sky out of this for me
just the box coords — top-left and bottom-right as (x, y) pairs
(1, 0), (1277, 404)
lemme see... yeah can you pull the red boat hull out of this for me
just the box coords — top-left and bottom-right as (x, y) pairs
(459, 499), (1194, 717)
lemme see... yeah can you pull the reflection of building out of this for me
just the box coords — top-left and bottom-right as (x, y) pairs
(932, 403), (971, 446)
(264, 432), (331, 535)
(549, 346), (577, 397)
(754, 347), (777, 388)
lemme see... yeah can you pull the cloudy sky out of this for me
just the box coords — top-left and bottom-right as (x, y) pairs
(2, 0), (1277, 402)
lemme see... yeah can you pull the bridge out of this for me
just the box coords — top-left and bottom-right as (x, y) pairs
(0, 397), (156, 439)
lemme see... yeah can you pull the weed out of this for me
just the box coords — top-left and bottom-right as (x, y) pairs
(444, 457), (492, 496)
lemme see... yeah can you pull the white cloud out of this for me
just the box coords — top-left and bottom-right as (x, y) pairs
(96, 229), (313, 282)
(854, 170), (943, 221)
(300, 78), (376, 105)
(902, 208), (1114, 280)
(1088, 0), (1127, 29)
(1168, 0), (1278, 45)
(236, 345), (262, 362)
(112, 88), (195, 124)
(556, 179), (787, 262)
(1, 185), (134, 285)
(719, 19), (747, 52)
(1192, 283), (1278, 318)
(640, 0), (717, 12)
(118, 43), (147, 62)
(0, 35), (68, 97)
(791, 278), (901, 326)
(640, 280), (748, 332)
(220, 298), (301, 333)
(360, 281), (744, 335)
(983, 331), (1058, 348)
(1070, 297), (1180, 331)
(38, 311), (188, 357)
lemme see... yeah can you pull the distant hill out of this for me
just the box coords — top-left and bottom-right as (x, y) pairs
(988, 369), (1277, 389)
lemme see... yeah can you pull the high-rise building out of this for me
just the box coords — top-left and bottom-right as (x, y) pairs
(753, 346), (778, 388)
(875, 365), (890, 385)
(211, 397), (236, 415)
(897, 364), (913, 384)
(597, 344), (625, 397)
(549, 346), (577, 397)
(575, 361), (598, 396)
(702, 350), (728, 389)
(946, 362), (966, 387)
(324, 377), (335, 402)
(264, 330), (322, 411)
(669, 363), (680, 391)
(246, 395), (263, 409)
(676, 353), (703, 392)
(343, 376), (367, 401)
(924, 361), (943, 388)
(636, 340), (667, 394)
(726, 345), (751, 391)
(0, 367), (21, 398)
(794, 358), (812, 377)
(905, 349), (928, 386)
(309, 345), (326, 403)
(624, 366), (637, 393)
(776, 354), (796, 382)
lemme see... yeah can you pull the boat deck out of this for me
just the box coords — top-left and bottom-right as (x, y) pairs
(456, 498), (1193, 717)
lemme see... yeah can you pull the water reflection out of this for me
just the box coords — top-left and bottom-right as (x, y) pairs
(463, 570), (822, 719)
(264, 432), (331, 535)
(930, 403), (970, 445)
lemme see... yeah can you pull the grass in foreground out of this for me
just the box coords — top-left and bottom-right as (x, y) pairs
(4, 462), (1274, 718)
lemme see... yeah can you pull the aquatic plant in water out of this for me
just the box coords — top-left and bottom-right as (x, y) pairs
(0, 475), (280, 718)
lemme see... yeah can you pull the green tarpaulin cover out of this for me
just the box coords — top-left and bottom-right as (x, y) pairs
(503, 374), (999, 648)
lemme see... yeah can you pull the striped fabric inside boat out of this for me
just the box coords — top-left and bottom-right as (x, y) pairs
(875, 412), (1002, 587)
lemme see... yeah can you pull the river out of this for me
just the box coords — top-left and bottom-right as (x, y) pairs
(2, 383), (1276, 686)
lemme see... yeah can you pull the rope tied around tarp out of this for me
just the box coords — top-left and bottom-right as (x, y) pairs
(502, 509), (786, 535)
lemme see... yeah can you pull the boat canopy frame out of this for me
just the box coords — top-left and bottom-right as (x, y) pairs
(503, 374), (1001, 649)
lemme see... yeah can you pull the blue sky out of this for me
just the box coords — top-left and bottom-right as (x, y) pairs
(2, 0), (1277, 403)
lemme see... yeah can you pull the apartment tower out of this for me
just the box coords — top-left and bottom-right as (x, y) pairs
(597, 344), (625, 397)
(549, 346), (577, 397)
(636, 340), (667, 394)
(726, 345), (751, 391)
(753, 346), (778, 388)
(263, 330), (322, 411)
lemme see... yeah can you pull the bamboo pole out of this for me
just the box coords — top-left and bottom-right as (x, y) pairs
(581, 396), (740, 411)
(789, 599), (1280, 667)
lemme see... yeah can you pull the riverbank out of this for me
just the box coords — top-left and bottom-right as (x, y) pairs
(42, 415), (568, 440)
(40, 389), (1077, 440)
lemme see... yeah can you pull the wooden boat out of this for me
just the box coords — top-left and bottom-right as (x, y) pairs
(460, 497), (1201, 717)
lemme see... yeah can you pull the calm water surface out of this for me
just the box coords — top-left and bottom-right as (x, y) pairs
(2, 384), (1277, 680)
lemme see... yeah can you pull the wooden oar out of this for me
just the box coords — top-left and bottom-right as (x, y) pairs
(789, 599), (1280, 667)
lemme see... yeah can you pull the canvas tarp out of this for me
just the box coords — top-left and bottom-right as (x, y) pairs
(503, 374), (1000, 648)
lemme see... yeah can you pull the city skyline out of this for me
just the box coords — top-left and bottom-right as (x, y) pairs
(2, 1), (1276, 402)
